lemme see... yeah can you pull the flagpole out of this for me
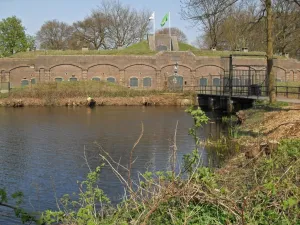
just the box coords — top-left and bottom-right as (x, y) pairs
(154, 12), (156, 41)
(169, 12), (171, 51)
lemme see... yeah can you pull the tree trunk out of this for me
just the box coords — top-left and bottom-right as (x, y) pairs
(266, 0), (276, 103)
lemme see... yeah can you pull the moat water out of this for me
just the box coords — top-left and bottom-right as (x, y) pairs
(0, 106), (225, 224)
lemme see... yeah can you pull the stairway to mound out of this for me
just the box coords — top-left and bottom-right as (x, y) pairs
(148, 34), (179, 51)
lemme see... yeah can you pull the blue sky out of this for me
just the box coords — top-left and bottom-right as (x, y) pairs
(0, 0), (199, 44)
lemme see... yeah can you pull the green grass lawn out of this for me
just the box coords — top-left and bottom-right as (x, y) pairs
(2, 81), (195, 100)
(3, 81), (165, 99)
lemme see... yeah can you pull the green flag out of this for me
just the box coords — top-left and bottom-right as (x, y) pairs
(160, 13), (169, 27)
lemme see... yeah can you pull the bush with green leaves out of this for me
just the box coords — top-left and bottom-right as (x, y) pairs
(42, 165), (111, 225)
(0, 189), (38, 224)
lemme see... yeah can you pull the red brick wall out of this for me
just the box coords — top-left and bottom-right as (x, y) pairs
(1, 53), (300, 89)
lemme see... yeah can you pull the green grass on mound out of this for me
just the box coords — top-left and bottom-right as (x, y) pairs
(178, 42), (199, 51)
(10, 41), (156, 58)
(190, 49), (267, 57)
(8, 40), (277, 59)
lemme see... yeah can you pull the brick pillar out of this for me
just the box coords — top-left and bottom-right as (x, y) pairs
(38, 69), (45, 83)
(45, 70), (50, 82)
(0, 71), (4, 82)
(120, 70), (125, 86)
(34, 70), (40, 83)
(191, 70), (196, 90)
(82, 70), (88, 81)
(289, 70), (294, 82)
(4, 71), (10, 83)
(156, 70), (161, 89)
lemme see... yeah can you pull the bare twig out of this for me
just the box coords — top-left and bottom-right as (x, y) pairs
(94, 142), (128, 171)
(128, 122), (144, 190)
(172, 121), (179, 179)
(83, 145), (92, 172)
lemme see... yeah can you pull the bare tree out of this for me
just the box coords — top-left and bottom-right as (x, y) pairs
(156, 27), (188, 43)
(181, 0), (238, 48)
(99, 0), (151, 49)
(292, 0), (300, 6)
(216, 2), (266, 51)
(73, 11), (109, 50)
(193, 34), (208, 48)
(273, 0), (300, 55)
(36, 20), (73, 50)
(181, 0), (300, 103)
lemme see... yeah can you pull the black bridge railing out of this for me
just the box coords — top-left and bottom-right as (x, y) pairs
(275, 86), (300, 99)
(189, 85), (300, 99)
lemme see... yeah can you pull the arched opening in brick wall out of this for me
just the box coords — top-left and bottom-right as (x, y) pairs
(274, 66), (286, 83)
(9, 66), (35, 88)
(50, 65), (82, 81)
(125, 65), (156, 89)
(88, 65), (119, 82)
(195, 65), (225, 87)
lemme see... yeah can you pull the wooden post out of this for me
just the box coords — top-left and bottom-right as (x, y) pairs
(266, 0), (276, 103)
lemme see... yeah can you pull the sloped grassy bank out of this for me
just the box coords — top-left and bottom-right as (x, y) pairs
(0, 81), (195, 106)
(1, 106), (299, 225)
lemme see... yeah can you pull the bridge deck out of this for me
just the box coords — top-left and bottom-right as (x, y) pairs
(198, 93), (300, 104)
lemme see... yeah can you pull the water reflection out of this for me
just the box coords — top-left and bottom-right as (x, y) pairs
(0, 106), (225, 224)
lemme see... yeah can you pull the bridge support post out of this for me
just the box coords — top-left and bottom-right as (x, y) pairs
(208, 97), (214, 110)
(227, 98), (233, 113)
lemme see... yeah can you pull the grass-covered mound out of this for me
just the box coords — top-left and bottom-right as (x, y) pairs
(9, 40), (272, 58)
(178, 42), (200, 51)
(10, 41), (156, 58)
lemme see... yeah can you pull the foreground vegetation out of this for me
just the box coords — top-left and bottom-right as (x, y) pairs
(41, 107), (300, 224)
(1, 81), (164, 99)
(1, 106), (299, 224)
